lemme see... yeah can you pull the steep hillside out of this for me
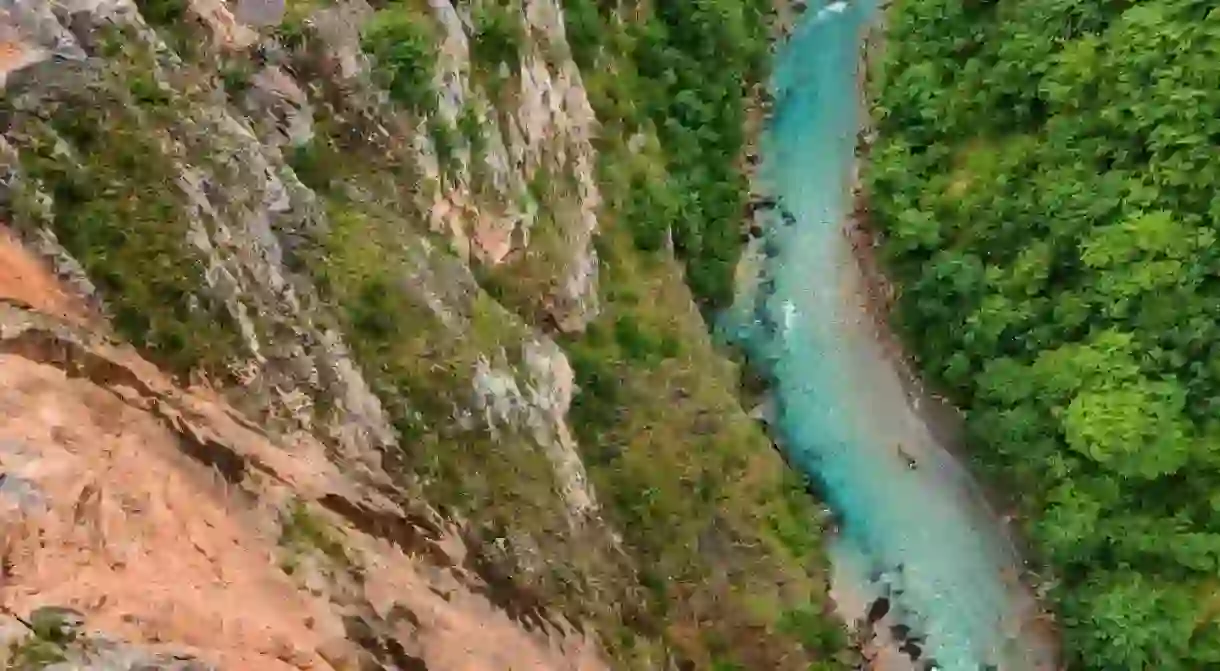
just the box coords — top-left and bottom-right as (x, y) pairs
(0, 294), (607, 671)
(0, 1), (848, 669)
(867, 0), (1220, 668)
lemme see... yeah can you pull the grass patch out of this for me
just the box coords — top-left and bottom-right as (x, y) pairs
(362, 7), (438, 114)
(5, 637), (67, 669)
(279, 499), (354, 576)
(6, 58), (243, 378)
(470, 2), (528, 68)
(562, 221), (849, 669)
(280, 499), (351, 564)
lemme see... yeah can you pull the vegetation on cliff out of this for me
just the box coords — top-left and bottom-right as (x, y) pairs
(563, 0), (772, 312)
(1, 1), (848, 669)
(868, 1), (1220, 667)
(558, 2), (852, 668)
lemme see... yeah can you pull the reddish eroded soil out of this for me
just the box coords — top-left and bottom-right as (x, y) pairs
(0, 354), (346, 670)
(0, 233), (611, 670)
(0, 225), (91, 324)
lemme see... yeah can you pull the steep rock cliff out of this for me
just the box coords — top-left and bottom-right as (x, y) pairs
(0, 1), (846, 669)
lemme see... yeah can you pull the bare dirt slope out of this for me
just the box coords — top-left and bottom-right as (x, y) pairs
(0, 233), (607, 670)
(0, 225), (88, 323)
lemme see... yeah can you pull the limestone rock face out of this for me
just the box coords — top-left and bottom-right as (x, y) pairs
(0, 299), (609, 671)
(0, 2), (845, 670)
(0, 0), (613, 665)
(0, 0), (601, 476)
(233, 0), (284, 28)
(422, 0), (602, 332)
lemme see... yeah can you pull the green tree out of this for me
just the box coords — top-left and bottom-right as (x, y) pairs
(869, 0), (1220, 666)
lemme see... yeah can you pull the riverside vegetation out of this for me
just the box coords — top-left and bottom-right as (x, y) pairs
(868, 0), (1220, 668)
(1, 0), (850, 669)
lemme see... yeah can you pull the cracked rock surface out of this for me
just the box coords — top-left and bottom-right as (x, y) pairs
(0, 245), (607, 670)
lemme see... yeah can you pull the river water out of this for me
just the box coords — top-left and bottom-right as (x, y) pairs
(724, 2), (1057, 670)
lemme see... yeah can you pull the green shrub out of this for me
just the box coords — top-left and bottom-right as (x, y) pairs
(457, 104), (486, 156)
(561, 0), (772, 311)
(623, 174), (678, 253)
(286, 137), (340, 193)
(362, 10), (437, 113)
(220, 60), (255, 98)
(7, 636), (67, 668)
(778, 607), (850, 655)
(471, 2), (527, 68)
(13, 96), (241, 377)
(427, 115), (461, 179)
(128, 72), (172, 108)
(135, 0), (188, 25)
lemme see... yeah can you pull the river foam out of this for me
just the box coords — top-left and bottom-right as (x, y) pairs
(725, 2), (1058, 669)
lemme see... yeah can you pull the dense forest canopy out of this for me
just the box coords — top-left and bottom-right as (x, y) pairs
(868, 0), (1220, 668)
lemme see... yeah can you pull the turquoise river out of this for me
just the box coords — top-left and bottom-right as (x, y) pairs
(725, 2), (1059, 670)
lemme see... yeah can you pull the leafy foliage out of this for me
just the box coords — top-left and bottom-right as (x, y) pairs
(362, 9), (437, 113)
(868, 1), (1220, 667)
(562, 227), (851, 670)
(561, 0), (772, 311)
(470, 1), (527, 67)
(6, 55), (243, 378)
(134, 0), (188, 26)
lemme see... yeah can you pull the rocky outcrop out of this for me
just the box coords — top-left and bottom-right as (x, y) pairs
(474, 335), (596, 519)
(0, 0), (600, 523)
(426, 0), (602, 332)
(0, 298), (609, 670)
(0, 2), (849, 669)
(0, 2), (615, 662)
